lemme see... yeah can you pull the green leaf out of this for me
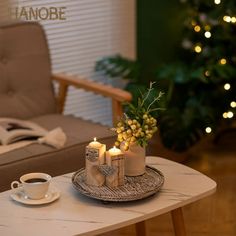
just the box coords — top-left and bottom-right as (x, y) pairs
(156, 63), (190, 84)
(95, 55), (140, 81)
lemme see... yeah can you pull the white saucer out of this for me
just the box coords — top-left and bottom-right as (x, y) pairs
(10, 187), (60, 205)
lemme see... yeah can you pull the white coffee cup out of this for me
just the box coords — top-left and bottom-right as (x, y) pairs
(11, 173), (51, 200)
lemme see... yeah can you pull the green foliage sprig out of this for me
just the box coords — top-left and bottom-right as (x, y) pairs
(112, 82), (164, 150)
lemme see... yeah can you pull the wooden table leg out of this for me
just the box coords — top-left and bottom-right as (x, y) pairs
(135, 221), (146, 236)
(171, 208), (186, 236)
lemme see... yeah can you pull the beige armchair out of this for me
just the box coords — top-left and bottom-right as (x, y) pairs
(0, 21), (131, 192)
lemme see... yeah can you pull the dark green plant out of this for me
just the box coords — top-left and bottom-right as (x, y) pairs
(95, 55), (140, 82)
(95, 0), (236, 152)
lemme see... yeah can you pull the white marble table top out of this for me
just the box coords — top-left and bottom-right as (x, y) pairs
(0, 156), (216, 236)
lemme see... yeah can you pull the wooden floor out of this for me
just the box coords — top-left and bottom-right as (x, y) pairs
(100, 135), (236, 236)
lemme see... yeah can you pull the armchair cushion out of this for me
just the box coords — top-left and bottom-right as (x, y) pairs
(0, 114), (115, 192)
(0, 22), (57, 118)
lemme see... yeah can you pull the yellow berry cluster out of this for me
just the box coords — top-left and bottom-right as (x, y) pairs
(114, 113), (158, 151)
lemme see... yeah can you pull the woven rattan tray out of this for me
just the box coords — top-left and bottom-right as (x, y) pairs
(72, 166), (164, 202)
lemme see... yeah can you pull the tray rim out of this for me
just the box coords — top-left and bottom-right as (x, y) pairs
(72, 166), (164, 202)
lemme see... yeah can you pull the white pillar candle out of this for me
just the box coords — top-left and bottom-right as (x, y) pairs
(106, 146), (124, 188)
(85, 137), (106, 186)
(88, 137), (102, 149)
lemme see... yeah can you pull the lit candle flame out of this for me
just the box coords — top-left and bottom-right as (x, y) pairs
(94, 137), (97, 142)
(111, 146), (118, 152)
(109, 146), (121, 155)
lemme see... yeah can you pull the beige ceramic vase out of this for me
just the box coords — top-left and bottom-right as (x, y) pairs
(121, 143), (146, 176)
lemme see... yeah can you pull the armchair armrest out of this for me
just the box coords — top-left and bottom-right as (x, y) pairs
(52, 73), (132, 125)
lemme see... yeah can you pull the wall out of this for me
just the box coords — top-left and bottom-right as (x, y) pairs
(137, 0), (185, 81)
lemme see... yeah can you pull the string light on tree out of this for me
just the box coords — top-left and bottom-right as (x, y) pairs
(205, 127), (212, 133)
(204, 70), (210, 77)
(194, 45), (202, 53)
(224, 83), (231, 90)
(191, 20), (197, 26)
(204, 25), (211, 31)
(219, 58), (227, 65)
(223, 16), (231, 23)
(227, 111), (234, 118)
(231, 17), (236, 23)
(204, 31), (211, 38)
(194, 25), (201, 32)
(214, 0), (221, 4)
(223, 16), (236, 23)
(223, 112), (228, 119)
(230, 101), (236, 108)
(222, 111), (234, 119)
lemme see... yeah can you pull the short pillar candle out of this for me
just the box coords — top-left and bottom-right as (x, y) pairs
(85, 137), (106, 186)
(106, 146), (124, 188)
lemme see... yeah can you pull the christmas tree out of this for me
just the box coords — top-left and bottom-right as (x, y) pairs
(96, 0), (236, 152)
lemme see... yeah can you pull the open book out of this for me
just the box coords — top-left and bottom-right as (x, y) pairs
(0, 118), (48, 145)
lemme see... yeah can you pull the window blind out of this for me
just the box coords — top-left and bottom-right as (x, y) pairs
(13, 0), (136, 126)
